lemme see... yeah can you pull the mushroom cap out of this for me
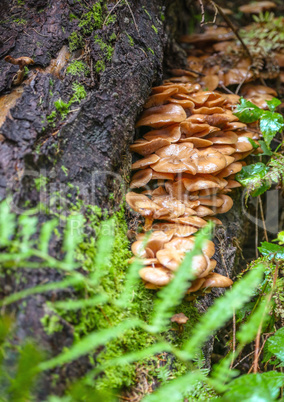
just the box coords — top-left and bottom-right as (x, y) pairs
(217, 162), (243, 178)
(191, 148), (227, 174)
(181, 137), (213, 147)
(152, 143), (197, 174)
(130, 168), (152, 188)
(192, 106), (224, 115)
(200, 74), (219, 91)
(144, 124), (181, 143)
(136, 104), (187, 128)
(201, 273), (233, 288)
(208, 131), (238, 144)
(235, 136), (254, 153)
(193, 205), (215, 217)
(171, 313), (189, 324)
(132, 154), (160, 170)
(156, 249), (184, 271)
(130, 138), (171, 156)
(205, 216), (223, 225)
(210, 144), (236, 156)
(152, 171), (175, 180)
(171, 216), (208, 227)
(139, 266), (173, 286)
(199, 259), (217, 278)
(182, 174), (224, 192)
(239, 1), (276, 13)
(126, 192), (167, 217)
(215, 194), (233, 214)
(144, 87), (178, 109)
(136, 230), (174, 243)
(225, 180), (242, 189)
(153, 223), (198, 237)
(187, 278), (206, 293)
(198, 196), (224, 207)
(151, 195), (186, 219)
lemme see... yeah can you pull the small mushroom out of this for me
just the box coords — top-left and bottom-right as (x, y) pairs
(144, 124), (181, 143)
(239, 1), (276, 14)
(5, 55), (34, 70)
(130, 168), (153, 188)
(171, 312), (189, 332)
(201, 273), (233, 289)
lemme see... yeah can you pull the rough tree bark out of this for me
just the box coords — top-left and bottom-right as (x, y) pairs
(0, 0), (253, 397)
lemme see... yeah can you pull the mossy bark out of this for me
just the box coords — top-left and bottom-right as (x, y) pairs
(0, 0), (254, 398)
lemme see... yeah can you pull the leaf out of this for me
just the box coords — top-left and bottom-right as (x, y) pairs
(267, 98), (281, 113)
(259, 140), (273, 156)
(235, 162), (270, 197)
(260, 111), (284, 147)
(234, 98), (263, 123)
(39, 319), (142, 371)
(267, 327), (284, 362)
(272, 231), (284, 245)
(223, 372), (284, 402)
(258, 241), (284, 260)
(247, 138), (259, 149)
(143, 371), (204, 402)
(181, 264), (265, 359)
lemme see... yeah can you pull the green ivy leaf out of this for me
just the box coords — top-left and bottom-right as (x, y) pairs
(267, 98), (281, 113)
(223, 372), (284, 402)
(235, 162), (270, 197)
(260, 111), (284, 147)
(234, 98), (263, 123)
(258, 241), (284, 260)
(267, 327), (284, 362)
(259, 140), (273, 156)
(273, 231), (284, 245)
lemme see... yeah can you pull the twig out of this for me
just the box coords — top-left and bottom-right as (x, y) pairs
(258, 195), (268, 242)
(235, 67), (252, 95)
(125, 0), (139, 34)
(32, 28), (49, 38)
(232, 350), (255, 369)
(209, 0), (253, 63)
(219, 83), (235, 94)
(104, 0), (123, 26)
(198, 0), (206, 25)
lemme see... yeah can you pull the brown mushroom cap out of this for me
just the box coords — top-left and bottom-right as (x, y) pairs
(191, 148), (227, 174)
(130, 168), (152, 188)
(217, 162), (243, 178)
(151, 195), (186, 219)
(182, 174), (225, 192)
(181, 138), (213, 147)
(208, 131), (238, 144)
(126, 192), (167, 218)
(144, 124), (181, 143)
(152, 143), (197, 174)
(136, 104), (187, 128)
(215, 194), (233, 214)
(239, 1), (276, 14)
(171, 313), (189, 324)
(198, 196), (224, 207)
(153, 223), (198, 237)
(132, 154), (160, 170)
(171, 216), (208, 227)
(139, 266), (173, 286)
(144, 87), (178, 109)
(187, 278), (206, 293)
(130, 138), (171, 156)
(201, 273), (233, 288)
(234, 136), (254, 153)
(199, 259), (217, 278)
(156, 249), (184, 271)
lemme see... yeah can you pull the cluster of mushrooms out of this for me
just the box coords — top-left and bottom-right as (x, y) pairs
(126, 80), (266, 297)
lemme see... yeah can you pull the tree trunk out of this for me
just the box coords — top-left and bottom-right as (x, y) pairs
(0, 0), (253, 397)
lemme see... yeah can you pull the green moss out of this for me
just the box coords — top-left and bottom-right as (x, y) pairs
(94, 35), (114, 61)
(68, 32), (83, 52)
(66, 60), (89, 77)
(126, 33), (134, 46)
(40, 314), (63, 336)
(95, 60), (105, 73)
(72, 82), (86, 102)
(152, 25), (158, 34)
